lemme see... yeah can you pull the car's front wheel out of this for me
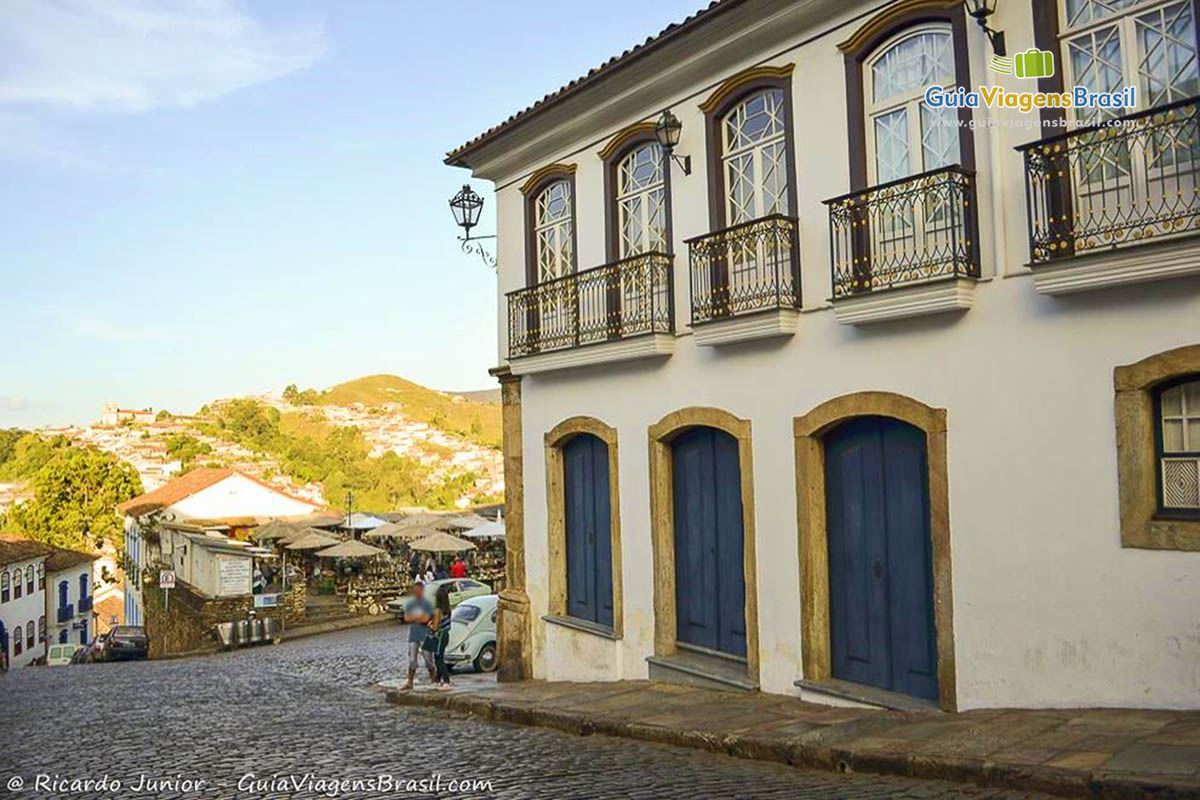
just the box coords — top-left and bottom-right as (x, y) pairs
(474, 642), (497, 673)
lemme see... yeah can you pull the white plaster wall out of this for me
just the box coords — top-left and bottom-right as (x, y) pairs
(1, 557), (47, 668)
(171, 474), (321, 521)
(483, 1), (1200, 709)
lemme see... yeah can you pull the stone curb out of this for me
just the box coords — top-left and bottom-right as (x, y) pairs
(383, 689), (1200, 798)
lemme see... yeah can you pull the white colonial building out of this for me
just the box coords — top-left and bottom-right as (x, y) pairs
(0, 538), (50, 669)
(450, 0), (1200, 711)
(119, 468), (325, 626)
(45, 546), (98, 648)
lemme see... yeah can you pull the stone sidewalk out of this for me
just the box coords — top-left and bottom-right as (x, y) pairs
(386, 679), (1200, 798)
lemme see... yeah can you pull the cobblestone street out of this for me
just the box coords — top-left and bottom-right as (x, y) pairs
(1, 626), (1047, 799)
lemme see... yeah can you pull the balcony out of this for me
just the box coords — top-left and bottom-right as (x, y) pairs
(825, 166), (980, 325)
(79, 596), (93, 613)
(685, 214), (801, 345)
(506, 251), (674, 375)
(57, 603), (74, 623)
(1017, 96), (1200, 295)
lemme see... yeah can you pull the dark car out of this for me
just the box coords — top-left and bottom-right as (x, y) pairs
(100, 626), (149, 661)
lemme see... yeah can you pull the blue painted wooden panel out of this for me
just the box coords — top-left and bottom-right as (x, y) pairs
(825, 417), (937, 701)
(672, 427), (746, 657)
(563, 434), (613, 627)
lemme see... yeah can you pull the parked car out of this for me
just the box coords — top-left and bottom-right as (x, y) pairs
(444, 594), (498, 673)
(97, 626), (149, 661)
(46, 643), (83, 666)
(386, 578), (491, 620)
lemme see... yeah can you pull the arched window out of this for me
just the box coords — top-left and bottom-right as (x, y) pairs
(25, 565), (33, 595)
(1, 570), (8, 603)
(25, 621), (34, 650)
(1157, 376), (1200, 512)
(37, 562), (44, 590)
(13, 625), (21, 655)
(616, 142), (668, 257)
(865, 26), (959, 185)
(79, 573), (89, 602)
(12, 569), (22, 600)
(722, 89), (790, 224)
(534, 180), (575, 283)
(58, 629), (68, 644)
(37, 616), (45, 643)
(58, 580), (69, 609)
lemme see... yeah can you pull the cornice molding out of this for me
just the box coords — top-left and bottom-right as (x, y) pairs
(838, 0), (961, 55)
(698, 64), (795, 115)
(597, 122), (659, 161)
(519, 163), (577, 195)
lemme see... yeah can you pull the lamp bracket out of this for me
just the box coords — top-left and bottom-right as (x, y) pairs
(458, 235), (497, 270)
(670, 153), (692, 176)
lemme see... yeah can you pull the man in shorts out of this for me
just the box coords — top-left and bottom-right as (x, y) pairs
(401, 581), (436, 690)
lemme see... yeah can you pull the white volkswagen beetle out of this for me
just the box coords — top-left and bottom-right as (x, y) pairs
(443, 594), (498, 673)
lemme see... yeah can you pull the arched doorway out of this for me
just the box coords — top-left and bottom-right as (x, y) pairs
(672, 426), (746, 657)
(825, 416), (938, 701)
(794, 391), (956, 710)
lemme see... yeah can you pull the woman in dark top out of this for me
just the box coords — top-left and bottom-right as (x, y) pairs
(431, 585), (453, 690)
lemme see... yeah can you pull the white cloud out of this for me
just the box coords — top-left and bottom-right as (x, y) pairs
(0, 0), (327, 113)
(0, 396), (31, 413)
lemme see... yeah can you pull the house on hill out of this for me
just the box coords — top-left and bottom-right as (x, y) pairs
(118, 468), (326, 626)
(0, 537), (51, 669)
(44, 545), (98, 647)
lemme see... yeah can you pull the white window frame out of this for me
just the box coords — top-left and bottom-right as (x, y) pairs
(721, 88), (791, 224)
(616, 142), (668, 258)
(1160, 378), (1200, 510)
(863, 23), (959, 187)
(533, 180), (575, 283)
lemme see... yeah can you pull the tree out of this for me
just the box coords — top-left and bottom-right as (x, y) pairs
(156, 409), (171, 421)
(4, 446), (143, 551)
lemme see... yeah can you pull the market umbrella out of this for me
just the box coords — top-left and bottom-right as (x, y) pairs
(315, 539), (386, 559)
(251, 521), (297, 542)
(362, 521), (426, 541)
(285, 529), (341, 550)
(408, 531), (477, 553)
(462, 520), (504, 540)
(343, 512), (386, 531)
(436, 513), (490, 531)
(391, 512), (449, 532)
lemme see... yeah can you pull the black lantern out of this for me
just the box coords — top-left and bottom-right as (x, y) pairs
(449, 184), (484, 237)
(964, 0), (1006, 56)
(447, 183), (496, 268)
(654, 109), (691, 176)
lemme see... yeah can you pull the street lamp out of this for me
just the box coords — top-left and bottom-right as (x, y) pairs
(448, 184), (497, 269)
(654, 110), (691, 176)
(964, 0), (1006, 56)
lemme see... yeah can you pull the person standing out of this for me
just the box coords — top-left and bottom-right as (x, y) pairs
(431, 585), (453, 691)
(400, 582), (435, 691)
(450, 555), (466, 579)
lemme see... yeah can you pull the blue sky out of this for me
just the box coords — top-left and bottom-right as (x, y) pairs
(0, 0), (701, 428)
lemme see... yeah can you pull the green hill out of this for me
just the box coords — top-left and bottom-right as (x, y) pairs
(285, 374), (502, 450)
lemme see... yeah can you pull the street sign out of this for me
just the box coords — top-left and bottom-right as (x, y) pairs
(159, 570), (176, 589)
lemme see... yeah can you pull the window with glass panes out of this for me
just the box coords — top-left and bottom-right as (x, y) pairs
(534, 180), (575, 283)
(865, 26), (960, 185)
(1158, 377), (1200, 511)
(1060, 0), (1199, 124)
(722, 89), (790, 224)
(617, 143), (667, 257)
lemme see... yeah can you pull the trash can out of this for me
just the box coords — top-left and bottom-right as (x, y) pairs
(234, 619), (250, 646)
(215, 622), (235, 649)
(263, 617), (278, 643)
(249, 617), (265, 644)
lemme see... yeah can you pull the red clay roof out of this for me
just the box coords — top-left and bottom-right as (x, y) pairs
(44, 545), (97, 573)
(445, 0), (745, 168)
(117, 467), (234, 516)
(117, 467), (325, 517)
(0, 535), (53, 567)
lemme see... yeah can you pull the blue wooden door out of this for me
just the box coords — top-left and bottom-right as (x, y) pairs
(672, 427), (746, 657)
(825, 417), (938, 701)
(563, 433), (614, 627)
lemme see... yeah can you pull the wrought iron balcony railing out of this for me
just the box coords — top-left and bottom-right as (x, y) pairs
(57, 604), (74, 623)
(78, 596), (93, 613)
(825, 166), (979, 299)
(685, 214), (800, 324)
(507, 251), (674, 358)
(1017, 96), (1200, 264)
